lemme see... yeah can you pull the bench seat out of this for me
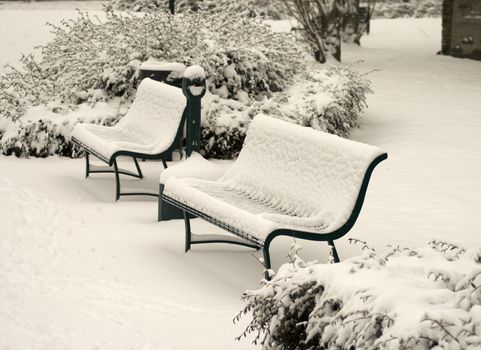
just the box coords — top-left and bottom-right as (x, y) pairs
(165, 177), (334, 246)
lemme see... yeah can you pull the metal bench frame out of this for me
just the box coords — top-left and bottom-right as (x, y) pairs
(162, 153), (387, 279)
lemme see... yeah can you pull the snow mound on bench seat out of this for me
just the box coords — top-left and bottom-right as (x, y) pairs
(164, 115), (385, 243)
(159, 152), (226, 184)
(71, 78), (186, 161)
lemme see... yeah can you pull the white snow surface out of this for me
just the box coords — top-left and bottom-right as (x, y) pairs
(183, 65), (206, 80)
(164, 115), (385, 244)
(159, 152), (227, 184)
(0, 5), (105, 71)
(71, 78), (186, 161)
(0, 1), (104, 10)
(0, 169), (254, 350)
(183, 65), (206, 96)
(0, 10), (481, 350)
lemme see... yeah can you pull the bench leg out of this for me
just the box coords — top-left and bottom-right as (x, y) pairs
(262, 240), (340, 281)
(181, 211), (259, 252)
(328, 240), (340, 263)
(110, 156), (163, 201)
(133, 157), (144, 179)
(263, 245), (272, 281)
(113, 159), (121, 201)
(86, 155), (143, 179)
(85, 152), (91, 178)
(183, 210), (192, 253)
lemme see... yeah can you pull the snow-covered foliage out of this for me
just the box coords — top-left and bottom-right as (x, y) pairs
(237, 240), (481, 350)
(0, 102), (122, 157)
(283, 0), (347, 63)
(111, 0), (442, 21)
(110, 0), (289, 20)
(202, 64), (372, 159)
(374, 0), (442, 19)
(108, 0), (164, 12)
(0, 3), (299, 120)
(0, 2), (301, 157)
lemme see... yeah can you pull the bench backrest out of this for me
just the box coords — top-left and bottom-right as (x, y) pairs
(221, 115), (385, 232)
(115, 78), (187, 153)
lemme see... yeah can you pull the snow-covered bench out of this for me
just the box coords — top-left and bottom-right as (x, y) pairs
(72, 66), (205, 200)
(162, 115), (387, 277)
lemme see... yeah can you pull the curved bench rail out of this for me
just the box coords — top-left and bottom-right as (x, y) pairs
(261, 152), (388, 278)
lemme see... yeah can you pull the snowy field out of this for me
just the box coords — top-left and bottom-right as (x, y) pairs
(0, 1), (104, 70)
(1, 5), (481, 350)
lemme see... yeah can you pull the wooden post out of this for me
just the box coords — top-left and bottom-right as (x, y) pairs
(169, 0), (175, 14)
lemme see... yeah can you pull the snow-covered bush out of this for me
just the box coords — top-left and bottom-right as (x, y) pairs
(236, 240), (481, 349)
(413, 0), (442, 18)
(374, 0), (442, 19)
(0, 102), (122, 157)
(201, 63), (372, 159)
(0, 2), (301, 157)
(1, 120), (76, 158)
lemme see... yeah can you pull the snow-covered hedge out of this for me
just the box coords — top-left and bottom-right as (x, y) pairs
(237, 240), (481, 350)
(374, 0), (442, 19)
(202, 64), (372, 159)
(0, 2), (301, 157)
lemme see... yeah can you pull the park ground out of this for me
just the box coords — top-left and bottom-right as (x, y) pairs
(1, 5), (480, 350)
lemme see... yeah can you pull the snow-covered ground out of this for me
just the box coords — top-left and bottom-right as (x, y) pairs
(0, 1), (105, 71)
(345, 19), (481, 251)
(1, 6), (480, 350)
